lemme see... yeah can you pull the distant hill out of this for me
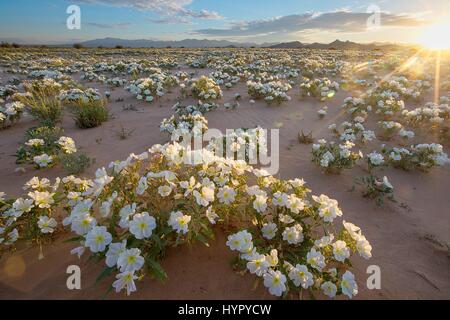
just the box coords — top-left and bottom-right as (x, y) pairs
(77, 38), (258, 48)
(267, 39), (402, 50)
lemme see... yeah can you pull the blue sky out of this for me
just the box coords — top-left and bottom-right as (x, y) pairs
(0, 0), (448, 44)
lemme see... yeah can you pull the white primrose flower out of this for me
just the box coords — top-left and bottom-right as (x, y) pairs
(332, 240), (350, 262)
(356, 235), (372, 259)
(263, 270), (287, 297)
(168, 211), (191, 234)
(226, 230), (253, 253)
(217, 186), (236, 204)
(158, 184), (173, 197)
(113, 271), (138, 296)
(272, 192), (288, 207)
(38, 216), (57, 234)
(286, 194), (304, 214)
(179, 176), (200, 196)
(193, 186), (215, 207)
(382, 176), (394, 190)
(246, 253), (270, 276)
(129, 212), (156, 239)
(117, 248), (145, 272)
(282, 224), (304, 245)
(368, 152), (384, 166)
(12, 198), (34, 214)
(321, 281), (337, 298)
(70, 246), (85, 259)
(28, 191), (55, 209)
(261, 222), (278, 240)
(307, 248), (326, 271)
(312, 194), (343, 223)
(106, 240), (127, 268)
(33, 154), (53, 168)
(341, 271), (358, 298)
(136, 176), (148, 195)
(205, 206), (219, 224)
(71, 213), (97, 236)
(253, 194), (268, 213)
(288, 264), (314, 289)
(85, 226), (112, 253)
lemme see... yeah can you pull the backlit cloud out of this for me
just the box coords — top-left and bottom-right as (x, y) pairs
(193, 10), (427, 37)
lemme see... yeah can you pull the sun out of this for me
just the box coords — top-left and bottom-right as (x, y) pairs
(418, 22), (450, 50)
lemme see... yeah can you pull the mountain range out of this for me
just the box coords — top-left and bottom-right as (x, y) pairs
(74, 38), (403, 50)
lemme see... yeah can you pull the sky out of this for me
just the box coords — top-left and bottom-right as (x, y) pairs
(0, 0), (449, 44)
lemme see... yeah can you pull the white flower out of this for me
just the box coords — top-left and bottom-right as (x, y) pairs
(288, 264), (314, 289)
(129, 212), (156, 239)
(341, 271), (358, 298)
(312, 194), (342, 223)
(28, 191), (54, 209)
(106, 240), (127, 268)
(136, 176), (148, 195)
(314, 234), (334, 248)
(168, 211), (191, 234)
(94, 167), (114, 186)
(33, 154), (53, 168)
(253, 195), (267, 213)
(286, 194), (304, 213)
(113, 271), (138, 296)
(193, 186), (215, 207)
(307, 248), (326, 271)
(282, 224), (304, 245)
(263, 270), (287, 297)
(70, 246), (85, 259)
(321, 281), (337, 298)
(100, 192), (117, 218)
(265, 249), (279, 267)
(332, 240), (350, 262)
(261, 223), (277, 240)
(272, 192), (288, 207)
(117, 248), (145, 272)
(356, 235), (372, 259)
(158, 184), (172, 197)
(38, 216), (57, 234)
(246, 253), (270, 276)
(25, 138), (44, 147)
(57, 136), (77, 154)
(217, 186), (236, 204)
(343, 220), (361, 239)
(289, 178), (306, 188)
(205, 206), (219, 224)
(226, 230), (253, 253)
(179, 177), (199, 196)
(368, 152), (384, 166)
(85, 226), (112, 253)
(12, 198), (34, 214)
(382, 176), (393, 190)
(71, 213), (96, 235)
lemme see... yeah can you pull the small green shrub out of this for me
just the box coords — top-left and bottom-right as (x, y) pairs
(59, 152), (93, 174)
(72, 99), (109, 129)
(15, 86), (62, 126)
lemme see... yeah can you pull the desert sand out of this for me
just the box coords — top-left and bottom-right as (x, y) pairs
(0, 55), (449, 300)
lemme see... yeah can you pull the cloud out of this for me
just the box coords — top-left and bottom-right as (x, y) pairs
(74, 0), (222, 22)
(193, 10), (427, 37)
(87, 22), (132, 28)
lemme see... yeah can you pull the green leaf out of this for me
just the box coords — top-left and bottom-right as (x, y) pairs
(147, 258), (168, 282)
(195, 233), (210, 247)
(63, 236), (84, 243)
(96, 267), (115, 285)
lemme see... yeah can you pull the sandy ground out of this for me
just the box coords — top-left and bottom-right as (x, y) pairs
(0, 65), (449, 300)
